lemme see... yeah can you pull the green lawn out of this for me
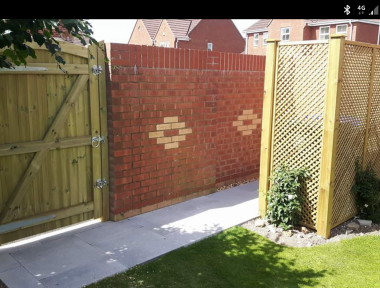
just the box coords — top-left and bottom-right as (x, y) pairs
(87, 227), (380, 288)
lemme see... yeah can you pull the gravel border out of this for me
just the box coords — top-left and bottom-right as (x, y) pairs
(242, 218), (380, 247)
(216, 177), (258, 192)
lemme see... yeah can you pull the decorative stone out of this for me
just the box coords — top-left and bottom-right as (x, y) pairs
(357, 219), (372, 227)
(284, 230), (293, 237)
(347, 222), (360, 230)
(276, 227), (283, 233)
(301, 227), (310, 234)
(254, 219), (265, 227)
(267, 225), (276, 233)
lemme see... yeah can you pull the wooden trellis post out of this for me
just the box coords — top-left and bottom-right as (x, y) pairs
(316, 34), (346, 238)
(259, 39), (279, 217)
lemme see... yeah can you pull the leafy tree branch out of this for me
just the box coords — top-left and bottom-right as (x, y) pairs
(0, 19), (107, 71)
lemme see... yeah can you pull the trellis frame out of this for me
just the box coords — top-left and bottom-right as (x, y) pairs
(259, 35), (380, 238)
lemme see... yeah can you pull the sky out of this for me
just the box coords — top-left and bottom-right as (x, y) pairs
(89, 19), (258, 43)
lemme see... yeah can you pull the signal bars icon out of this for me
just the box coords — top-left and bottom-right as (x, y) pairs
(369, 5), (378, 15)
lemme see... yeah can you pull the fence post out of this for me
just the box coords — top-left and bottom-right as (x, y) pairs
(316, 34), (345, 238)
(259, 39), (279, 218)
(362, 47), (376, 168)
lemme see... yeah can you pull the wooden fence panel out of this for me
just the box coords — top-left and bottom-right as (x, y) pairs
(270, 41), (329, 229)
(331, 43), (374, 229)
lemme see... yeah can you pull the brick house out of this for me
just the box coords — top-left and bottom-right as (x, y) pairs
(244, 19), (380, 55)
(129, 19), (245, 53)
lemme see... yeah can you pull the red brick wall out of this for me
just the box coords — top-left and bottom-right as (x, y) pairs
(246, 32), (267, 56)
(105, 43), (265, 221)
(354, 23), (379, 44)
(178, 19), (245, 53)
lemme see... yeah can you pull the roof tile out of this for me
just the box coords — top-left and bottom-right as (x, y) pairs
(142, 19), (162, 39)
(243, 19), (272, 32)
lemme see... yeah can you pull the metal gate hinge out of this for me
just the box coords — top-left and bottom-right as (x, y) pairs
(92, 65), (103, 75)
(96, 178), (108, 189)
(92, 135), (106, 148)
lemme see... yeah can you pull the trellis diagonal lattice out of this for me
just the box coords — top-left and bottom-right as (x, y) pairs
(259, 36), (380, 239)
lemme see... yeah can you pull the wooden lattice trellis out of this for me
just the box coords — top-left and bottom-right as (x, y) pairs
(259, 36), (380, 238)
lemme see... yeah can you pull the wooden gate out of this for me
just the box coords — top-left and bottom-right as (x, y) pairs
(0, 41), (109, 245)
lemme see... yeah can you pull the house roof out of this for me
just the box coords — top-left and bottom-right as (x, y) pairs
(166, 19), (201, 38)
(304, 19), (379, 26)
(141, 19), (162, 40)
(244, 19), (380, 33)
(141, 19), (202, 39)
(243, 19), (272, 33)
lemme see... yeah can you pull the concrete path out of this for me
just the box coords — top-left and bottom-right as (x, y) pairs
(0, 181), (259, 288)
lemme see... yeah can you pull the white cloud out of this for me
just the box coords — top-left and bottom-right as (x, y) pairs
(89, 19), (258, 43)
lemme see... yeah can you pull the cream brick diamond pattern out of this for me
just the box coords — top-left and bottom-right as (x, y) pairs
(148, 117), (192, 149)
(233, 109), (261, 136)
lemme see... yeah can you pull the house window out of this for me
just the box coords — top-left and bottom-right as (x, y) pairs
(319, 26), (330, 40)
(263, 32), (268, 45)
(336, 24), (348, 35)
(207, 43), (213, 51)
(253, 34), (259, 46)
(281, 27), (290, 41)
(159, 41), (169, 47)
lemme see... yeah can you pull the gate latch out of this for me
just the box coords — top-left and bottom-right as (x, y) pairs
(96, 178), (108, 189)
(92, 65), (103, 75)
(92, 135), (106, 148)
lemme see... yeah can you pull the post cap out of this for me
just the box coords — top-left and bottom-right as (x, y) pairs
(266, 39), (281, 43)
(330, 34), (346, 39)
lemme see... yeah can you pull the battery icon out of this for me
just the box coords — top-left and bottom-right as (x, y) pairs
(369, 5), (378, 15)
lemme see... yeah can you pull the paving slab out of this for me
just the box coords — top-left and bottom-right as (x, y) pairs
(156, 182), (259, 245)
(0, 240), (42, 256)
(75, 220), (142, 245)
(0, 254), (20, 273)
(90, 226), (183, 268)
(129, 197), (221, 236)
(39, 221), (104, 244)
(40, 256), (126, 288)
(207, 182), (259, 205)
(11, 235), (105, 280)
(0, 266), (45, 288)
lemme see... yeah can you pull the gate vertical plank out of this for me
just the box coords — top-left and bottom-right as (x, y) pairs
(316, 35), (345, 239)
(6, 75), (22, 219)
(0, 75), (89, 224)
(61, 72), (74, 227)
(28, 74), (40, 222)
(88, 45), (103, 219)
(259, 39), (279, 217)
(0, 76), (8, 208)
(97, 42), (110, 221)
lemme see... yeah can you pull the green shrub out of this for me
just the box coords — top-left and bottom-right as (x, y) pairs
(352, 160), (380, 223)
(266, 163), (310, 230)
